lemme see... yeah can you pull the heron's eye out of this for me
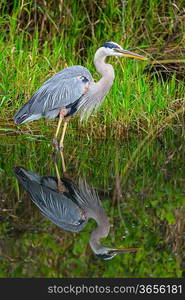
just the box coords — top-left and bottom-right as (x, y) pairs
(80, 76), (89, 83)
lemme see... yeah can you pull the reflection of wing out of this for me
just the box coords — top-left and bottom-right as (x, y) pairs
(13, 167), (87, 232)
(63, 177), (106, 221)
(13, 66), (93, 124)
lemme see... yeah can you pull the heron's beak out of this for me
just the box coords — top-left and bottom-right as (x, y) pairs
(109, 247), (139, 255)
(114, 48), (147, 60)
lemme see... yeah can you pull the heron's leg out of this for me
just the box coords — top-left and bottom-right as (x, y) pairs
(59, 119), (69, 149)
(54, 115), (63, 140)
(53, 109), (67, 151)
(54, 154), (65, 192)
(59, 148), (66, 173)
(53, 115), (63, 151)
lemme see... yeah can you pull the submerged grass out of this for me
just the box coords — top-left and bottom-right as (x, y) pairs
(0, 0), (184, 138)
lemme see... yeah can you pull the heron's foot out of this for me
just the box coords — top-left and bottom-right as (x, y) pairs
(53, 137), (59, 152)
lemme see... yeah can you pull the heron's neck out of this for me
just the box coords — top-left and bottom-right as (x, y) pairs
(94, 49), (115, 86)
(89, 210), (110, 253)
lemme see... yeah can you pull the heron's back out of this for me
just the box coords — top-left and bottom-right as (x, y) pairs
(13, 66), (93, 124)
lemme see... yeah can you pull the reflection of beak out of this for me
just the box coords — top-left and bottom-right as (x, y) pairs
(114, 48), (147, 60)
(110, 248), (139, 255)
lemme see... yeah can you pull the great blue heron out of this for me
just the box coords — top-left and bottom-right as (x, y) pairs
(13, 41), (147, 149)
(14, 166), (138, 260)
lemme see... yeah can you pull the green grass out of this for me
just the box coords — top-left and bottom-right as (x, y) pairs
(0, 0), (184, 138)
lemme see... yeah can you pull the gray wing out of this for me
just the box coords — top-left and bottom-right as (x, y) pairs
(13, 167), (87, 232)
(13, 66), (93, 124)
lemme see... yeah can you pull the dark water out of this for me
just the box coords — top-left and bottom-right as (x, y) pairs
(0, 128), (184, 277)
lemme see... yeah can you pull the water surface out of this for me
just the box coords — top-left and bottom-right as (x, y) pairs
(0, 127), (184, 277)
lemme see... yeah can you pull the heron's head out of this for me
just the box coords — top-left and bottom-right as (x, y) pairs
(101, 41), (147, 61)
(95, 246), (138, 260)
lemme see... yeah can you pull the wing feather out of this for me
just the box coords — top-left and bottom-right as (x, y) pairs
(30, 66), (92, 114)
(13, 66), (93, 123)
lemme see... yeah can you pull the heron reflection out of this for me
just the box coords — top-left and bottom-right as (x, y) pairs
(14, 160), (137, 260)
